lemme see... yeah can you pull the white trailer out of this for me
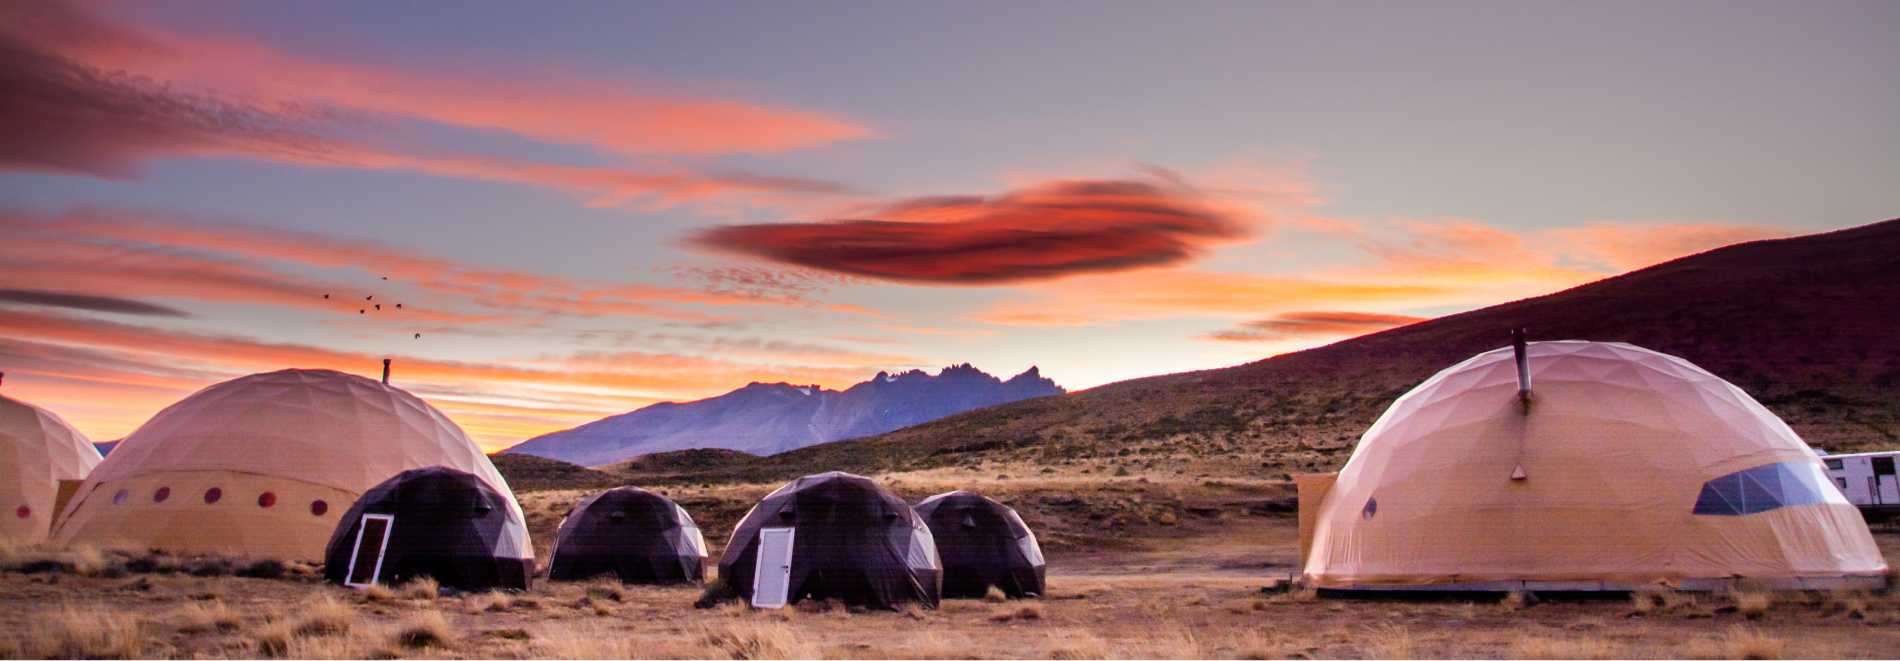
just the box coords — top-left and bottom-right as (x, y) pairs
(1820, 450), (1900, 522)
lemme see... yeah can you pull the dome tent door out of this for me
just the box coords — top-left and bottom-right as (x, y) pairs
(344, 514), (394, 588)
(751, 527), (794, 608)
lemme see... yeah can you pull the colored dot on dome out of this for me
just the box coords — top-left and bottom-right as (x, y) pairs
(204, 488), (223, 504)
(154, 487), (171, 503)
(14, 506), (28, 519)
(311, 500), (329, 516)
(258, 492), (277, 508)
(113, 490), (129, 505)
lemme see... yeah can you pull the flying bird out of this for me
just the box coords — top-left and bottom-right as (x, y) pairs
(358, 310), (365, 314)
(414, 334), (421, 339)
(366, 296), (372, 301)
(375, 304), (381, 310)
(395, 304), (402, 309)
(323, 294), (329, 299)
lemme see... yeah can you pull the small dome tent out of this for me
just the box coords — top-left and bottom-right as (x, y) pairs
(1304, 341), (1887, 591)
(52, 368), (524, 562)
(0, 393), (102, 543)
(324, 466), (533, 590)
(914, 491), (1045, 598)
(719, 472), (940, 610)
(546, 487), (707, 584)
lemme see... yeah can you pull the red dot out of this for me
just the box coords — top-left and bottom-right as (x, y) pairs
(204, 488), (222, 504)
(14, 506), (28, 519)
(310, 500), (329, 516)
(258, 492), (277, 508)
(154, 487), (170, 503)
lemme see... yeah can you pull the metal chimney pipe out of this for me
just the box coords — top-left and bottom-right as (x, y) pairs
(1511, 328), (1530, 393)
(382, 359), (391, 385)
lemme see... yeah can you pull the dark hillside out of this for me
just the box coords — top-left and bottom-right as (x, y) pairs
(611, 218), (1900, 485)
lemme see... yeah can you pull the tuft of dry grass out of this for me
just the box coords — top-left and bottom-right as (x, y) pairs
(987, 603), (1043, 622)
(1361, 622), (1413, 659)
(293, 595), (355, 636)
(175, 598), (245, 633)
(357, 583), (396, 603)
(1684, 625), (1786, 660)
(1500, 590), (1528, 611)
(534, 623), (639, 659)
(983, 585), (1009, 603)
(1513, 634), (1617, 660)
(940, 599), (984, 613)
(583, 576), (627, 602)
(695, 619), (819, 660)
(399, 575), (440, 600)
(1045, 628), (1115, 660)
(391, 609), (456, 650)
(1733, 590), (1773, 619)
(15, 606), (152, 659)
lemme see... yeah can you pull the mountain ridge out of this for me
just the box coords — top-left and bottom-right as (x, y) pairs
(502, 364), (1063, 466)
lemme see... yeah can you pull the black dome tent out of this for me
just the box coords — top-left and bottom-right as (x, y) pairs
(323, 466), (533, 591)
(546, 487), (707, 584)
(914, 491), (1046, 598)
(719, 472), (940, 610)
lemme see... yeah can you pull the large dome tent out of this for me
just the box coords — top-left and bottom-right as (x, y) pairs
(0, 391), (102, 543)
(546, 486), (707, 584)
(1302, 340), (1886, 591)
(914, 491), (1045, 598)
(323, 466), (533, 590)
(51, 368), (524, 562)
(719, 472), (940, 610)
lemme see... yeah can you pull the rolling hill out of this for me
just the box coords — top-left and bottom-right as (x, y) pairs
(578, 217), (1900, 486)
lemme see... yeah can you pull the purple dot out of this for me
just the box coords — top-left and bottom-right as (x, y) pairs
(204, 488), (222, 504)
(113, 490), (129, 505)
(310, 500), (329, 516)
(14, 506), (28, 519)
(258, 492), (277, 508)
(154, 487), (171, 503)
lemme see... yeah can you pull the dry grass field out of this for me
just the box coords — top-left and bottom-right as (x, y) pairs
(6, 472), (1900, 660)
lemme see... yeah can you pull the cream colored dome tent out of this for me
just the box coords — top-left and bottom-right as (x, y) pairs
(51, 368), (527, 563)
(0, 393), (102, 543)
(1303, 341), (1886, 591)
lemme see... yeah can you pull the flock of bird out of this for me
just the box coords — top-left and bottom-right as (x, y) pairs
(323, 277), (422, 339)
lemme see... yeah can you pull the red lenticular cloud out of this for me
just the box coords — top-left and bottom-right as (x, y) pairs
(1201, 311), (1427, 342)
(690, 176), (1252, 284)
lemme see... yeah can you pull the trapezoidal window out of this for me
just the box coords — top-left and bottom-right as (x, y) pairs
(344, 514), (395, 588)
(1692, 462), (1831, 516)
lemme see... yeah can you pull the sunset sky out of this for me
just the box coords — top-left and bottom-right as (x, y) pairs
(3, 1), (1896, 451)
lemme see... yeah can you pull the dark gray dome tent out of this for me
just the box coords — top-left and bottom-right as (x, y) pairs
(914, 491), (1045, 598)
(718, 472), (940, 610)
(324, 466), (533, 591)
(546, 487), (707, 584)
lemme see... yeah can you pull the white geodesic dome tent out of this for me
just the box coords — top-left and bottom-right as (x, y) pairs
(1303, 341), (1886, 590)
(0, 393), (102, 543)
(52, 368), (526, 562)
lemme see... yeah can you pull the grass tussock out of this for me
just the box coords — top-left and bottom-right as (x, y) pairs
(12, 606), (152, 659)
(583, 576), (627, 602)
(391, 610), (456, 650)
(990, 603), (1045, 622)
(695, 619), (819, 660)
(293, 595), (355, 636)
(1684, 626), (1786, 660)
(982, 585), (1009, 603)
(534, 624), (638, 659)
(1513, 634), (1617, 660)
(174, 599), (245, 633)
(1733, 590), (1773, 619)
(357, 583), (396, 603)
(1361, 623), (1413, 660)
(399, 576), (440, 600)
(1044, 628), (1115, 660)
(940, 599), (984, 613)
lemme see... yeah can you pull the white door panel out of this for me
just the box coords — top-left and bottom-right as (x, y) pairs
(752, 527), (795, 609)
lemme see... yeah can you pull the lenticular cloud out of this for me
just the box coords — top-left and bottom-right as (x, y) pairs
(690, 177), (1251, 284)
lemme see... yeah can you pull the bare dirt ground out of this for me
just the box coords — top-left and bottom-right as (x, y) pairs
(6, 478), (1900, 659)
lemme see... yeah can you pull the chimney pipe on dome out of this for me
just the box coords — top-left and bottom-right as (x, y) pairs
(1511, 328), (1532, 412)
(382, 359), (391, 385)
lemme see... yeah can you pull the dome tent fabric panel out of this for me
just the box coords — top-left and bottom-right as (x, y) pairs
(0, 394), (101, 543)
(52, 368), (526, 562)
(546, 487), (706, 584)
(914, 491), (1045, 598)
(1304, 341), (1886, 589)
(719, 472), (940, 610)
(324, 466), (533, 591)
